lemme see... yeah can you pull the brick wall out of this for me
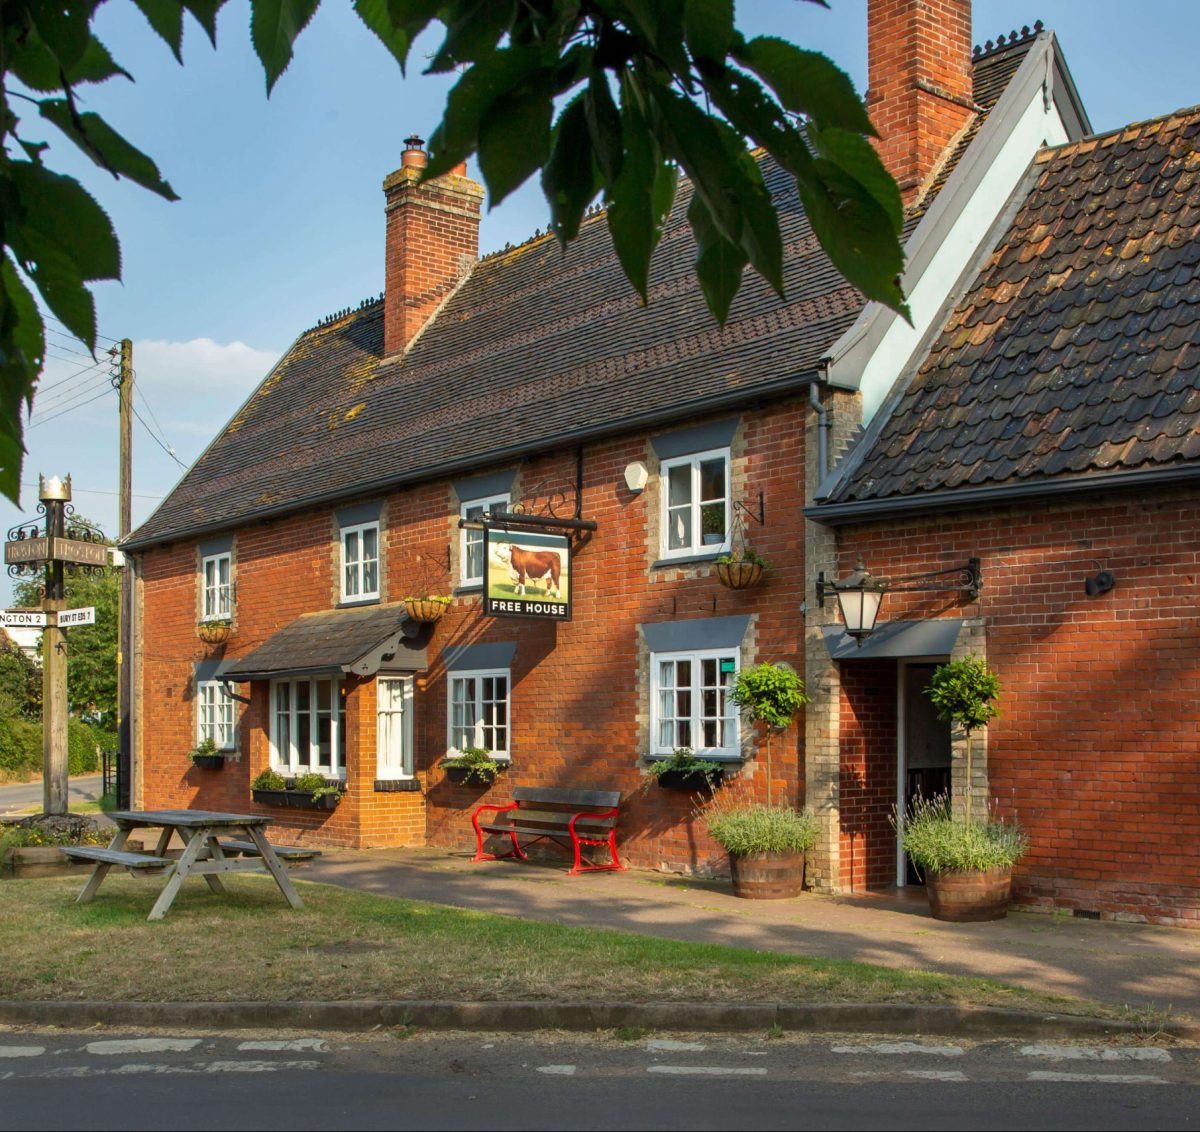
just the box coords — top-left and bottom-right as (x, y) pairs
(838, 659), (898, 890)
(867, 0), (975, 202)
(137, 399), (813, 872)
(830, 486), (1200, 925)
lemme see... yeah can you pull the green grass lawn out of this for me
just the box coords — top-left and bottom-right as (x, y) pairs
(0, 873), (1123, 1018)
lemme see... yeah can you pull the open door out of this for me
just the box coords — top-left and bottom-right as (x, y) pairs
(899, 662), (952, 885)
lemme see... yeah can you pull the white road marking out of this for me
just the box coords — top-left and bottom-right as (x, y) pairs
(536, 1065), (576, 1076)
(32, 1059), (321, 1079)
(84, 1038), (200, 1056)
(1019, 1044), (1171, 1062)
(831, 1042), (964, 1057)
(0, 1046), (45, 1058)
(237, 1039), (327, 1052)
(1027, 1072), (1169, 1085)
(646, 1039), (706, 1053)
(905, 1070), (969, 1082)
(648, 1066), (767, 1077)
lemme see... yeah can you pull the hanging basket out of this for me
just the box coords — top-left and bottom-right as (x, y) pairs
(404, 598), (448, 624)
(712, 560), (764, 590)
(197, 621), (232, 645)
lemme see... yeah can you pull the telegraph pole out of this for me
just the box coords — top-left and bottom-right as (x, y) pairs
(40, 475), (70, 815)
(116, 338), (133, 807)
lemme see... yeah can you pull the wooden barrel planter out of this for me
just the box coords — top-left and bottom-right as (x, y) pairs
(729, 850), (806, 899)
(712, 561), (764, 590)
(925, 866), (1012, 922)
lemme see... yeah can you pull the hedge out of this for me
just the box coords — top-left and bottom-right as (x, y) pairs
(0, 716), (115, 777)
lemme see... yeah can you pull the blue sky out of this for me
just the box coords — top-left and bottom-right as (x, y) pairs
(5, 0), (1199, 599)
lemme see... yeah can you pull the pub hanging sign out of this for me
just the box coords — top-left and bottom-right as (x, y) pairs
(483, 527), (572, 621)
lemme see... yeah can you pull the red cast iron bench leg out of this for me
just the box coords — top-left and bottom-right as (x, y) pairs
(568, 809), (625, 875)
(471, 802), (526, 863)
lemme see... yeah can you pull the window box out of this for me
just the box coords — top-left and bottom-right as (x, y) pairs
(251, 787), (342, 811)
(655, 767), (725, 792)
(444, 763), (502, 786)
(197, 620), (232, 645)
(191, 754), (225, 770)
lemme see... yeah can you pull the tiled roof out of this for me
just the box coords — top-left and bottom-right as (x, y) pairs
(128, 46), (1032, 549)
(830, 107), (1200, 506)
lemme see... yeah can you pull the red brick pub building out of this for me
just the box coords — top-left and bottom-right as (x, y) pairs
(126, 2), (1200, 925)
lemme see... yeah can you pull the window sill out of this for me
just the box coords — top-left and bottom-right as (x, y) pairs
(646, 753), (744, 764)
(453, 584), (483, 596)
(337, 596), (381, 609)
(374, 778), (421, 793)
(651, 552), (724, 570)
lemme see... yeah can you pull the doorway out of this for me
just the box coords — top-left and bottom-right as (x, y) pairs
(897, 661), (952, 886)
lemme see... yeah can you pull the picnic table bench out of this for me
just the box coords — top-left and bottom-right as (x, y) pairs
(471, 786), (624, 875)
(63, 810), (316, 921)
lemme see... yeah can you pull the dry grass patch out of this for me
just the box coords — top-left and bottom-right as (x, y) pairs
(0, 874), (1119, 1018)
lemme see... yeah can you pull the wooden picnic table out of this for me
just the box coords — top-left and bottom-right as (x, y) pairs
(67, 809), (310, 921)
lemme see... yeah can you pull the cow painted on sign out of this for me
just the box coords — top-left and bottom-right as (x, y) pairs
(492, 543), (562, 599)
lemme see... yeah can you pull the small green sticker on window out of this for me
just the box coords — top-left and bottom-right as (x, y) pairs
(720, 659), (736, 674)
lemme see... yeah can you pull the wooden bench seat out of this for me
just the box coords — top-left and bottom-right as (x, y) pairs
(472, 786), (624, 875)
(61, 846), (173, 870)
(216, 839), (321, 861)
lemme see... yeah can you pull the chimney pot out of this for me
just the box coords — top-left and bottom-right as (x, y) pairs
(402, 134), (428, 170)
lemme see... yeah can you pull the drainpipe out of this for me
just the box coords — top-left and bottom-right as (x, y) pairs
(809, 380), (829, 483)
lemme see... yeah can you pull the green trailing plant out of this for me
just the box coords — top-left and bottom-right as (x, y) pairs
(403, 595), (452, 605)
(643, 746), (724, 787)
(730, 662), (808, 805)
(705, 802), (818, 857)
(926, 658), (1000, 823)
(893, 794), (1027, 875)
(441, 745), (504, 785)
(292, 771), (345, 801)
(251, 768), (286, 792)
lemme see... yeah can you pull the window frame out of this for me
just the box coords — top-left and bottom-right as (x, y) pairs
(340, 520), (381, 603)
(649, 647), (741, 759)
(196, 679), (237, 751)
(446, 667), (511, 761)
(376, 675), (415, 780)
(269, 676), (347, 778)
(658, 447), (731, 560)
(200, 551), (232, 621)
(459, 493), (510, 587)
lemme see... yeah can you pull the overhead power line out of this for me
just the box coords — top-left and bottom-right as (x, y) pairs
(28, 385), (114, 430)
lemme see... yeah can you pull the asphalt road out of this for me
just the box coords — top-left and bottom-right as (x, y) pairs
(1, 1029), (1196, 1130)
(0, 773), (103, 815)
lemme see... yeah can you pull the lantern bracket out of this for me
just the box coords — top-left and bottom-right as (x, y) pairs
(817, 557), (981, 606)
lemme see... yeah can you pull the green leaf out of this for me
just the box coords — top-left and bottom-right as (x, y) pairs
(353, 0), (436, 73)
(28, 2), (96, 73)
(249, 0), (320, 95)
(584, 71), (624, 185)
(605, 77), (674, 301)
(8, 164), (121, 283)
(0, 255), (47, 388)
(39, 102), (180, 201)
(184, 0), (229, 46)
(424, 45), (547, 180)
(683, 0), (734, 64)
(736, 37), (876, 137)
(8, 30), (131, 91)
(619, 0), (688, 74)
(477, 77), (555, 206)
(542, 95), (600, 246)
(796, 164), (909, 319)
(808, 123), (903, 233)
(133, 0), (185, 61)
(689, 190), (746, 324)
(429, 0), (516, 72)
(20, 241), (96, 349)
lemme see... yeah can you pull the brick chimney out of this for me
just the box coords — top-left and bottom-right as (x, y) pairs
(383, 135), (485, 357)
(867, 0), (976, 204)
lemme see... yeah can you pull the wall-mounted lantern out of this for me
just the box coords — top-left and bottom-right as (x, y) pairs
(816, 556), (981, 647)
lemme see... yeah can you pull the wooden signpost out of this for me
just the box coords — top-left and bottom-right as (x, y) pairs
(4, 475), (111, 816)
